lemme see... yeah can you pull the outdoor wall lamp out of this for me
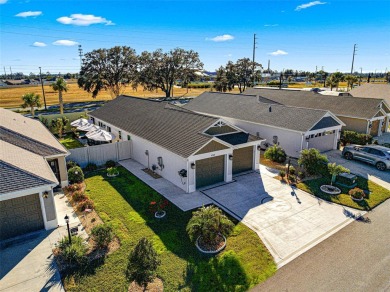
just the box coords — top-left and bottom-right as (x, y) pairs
(257, 145), (261, 151)
(42, 191), (49, 199)
(229, 154), (233, 160)
(191, 162), (196, 169)
(305, 136), (310, 141)
(145, 150), (149, 156)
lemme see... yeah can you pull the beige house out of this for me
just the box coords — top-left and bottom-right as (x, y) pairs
(0, 108), (69, 241)
(244, 87), (390, 137)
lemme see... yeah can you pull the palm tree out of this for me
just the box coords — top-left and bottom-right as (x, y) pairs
(326, 75), (337, 91)
(186, 205), (234, 247)
(344, 74), (359, 90)
(332, 72), (344, 91)
(21, 93), (41, 117)
(328, 163), (350, 185)
(51, 77), (68, 114)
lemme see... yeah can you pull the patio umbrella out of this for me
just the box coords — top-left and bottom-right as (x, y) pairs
(86, 129), (115, 142)
(77, 123), (100, 132)
(70, 118), (90, 127)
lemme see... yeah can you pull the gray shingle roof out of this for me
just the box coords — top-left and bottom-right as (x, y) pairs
(0, 108), (68, 155)
(349, 83), (390, 105)
(244, 88), (383, 119)
(0, 161), (54, 194)
(310, 116), (340, 130)
(184, 92), (331, 132)
(0, 127), (65, 156)
(90, 96), (221, 158)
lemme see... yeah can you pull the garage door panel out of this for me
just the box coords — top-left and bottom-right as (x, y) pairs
(233, 146), (253, 174)
(196, 156), (225, 189)
(308, 134), (335, 152)
(0, 194), (44, 241)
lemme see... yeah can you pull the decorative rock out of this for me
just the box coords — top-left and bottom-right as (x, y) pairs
(320, 185), (341, 195)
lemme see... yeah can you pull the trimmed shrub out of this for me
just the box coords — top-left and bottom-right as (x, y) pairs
(289, 166), (296, 175)
(105, 160), (116, 168)
(63, 183), (80, 195)
(107, 167), (119, 176)
(264, 145), (287, 163)
(68, 166), (84, 184)
(84, 163), (98, 172)
(341, 130), (373, 145)
(77, 198), (94, 212)
(72, 190), (87, 202)
(298, 171), (305, 179)
(279, 170), (286, 178)
(349, 188), (366, 200)
(58, 235), (87, 265)
(66, 160), (78, 170)
(91, 224), (113, 248)
(298, 148), (328, 175)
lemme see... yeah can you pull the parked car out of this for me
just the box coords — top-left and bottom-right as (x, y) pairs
(342, 145), (390, 171)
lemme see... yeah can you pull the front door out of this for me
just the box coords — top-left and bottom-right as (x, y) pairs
(370, 120), (380, 136)
(48, 159), (60, 185)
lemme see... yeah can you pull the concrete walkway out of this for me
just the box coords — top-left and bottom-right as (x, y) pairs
(0, 192), (86, 292)
(202, 166), (361, 268)
(119, 159), (213, 211)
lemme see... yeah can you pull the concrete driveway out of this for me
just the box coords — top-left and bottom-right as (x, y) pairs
(325, 150), (390, 190)
(201, 166), (360, 267)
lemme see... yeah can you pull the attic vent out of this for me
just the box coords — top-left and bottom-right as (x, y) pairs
(269, 106), (272, 112)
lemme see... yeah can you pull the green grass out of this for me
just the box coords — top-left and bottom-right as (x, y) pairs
(59, 135), (83, 149)
(297, 174), (390, 211)
(63, 167), (276, 291)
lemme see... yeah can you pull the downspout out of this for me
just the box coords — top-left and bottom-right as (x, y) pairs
(301, 133), (305, 151)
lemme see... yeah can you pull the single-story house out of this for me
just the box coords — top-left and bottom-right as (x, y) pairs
(244, 87), (390, 137)
(89, 96), (263, 193)
(184, 92), (344, 157)
(349, 83), (390, 107)
(0, 108), (69, 241)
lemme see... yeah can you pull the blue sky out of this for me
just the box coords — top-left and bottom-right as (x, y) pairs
(1, 0), (389, 75)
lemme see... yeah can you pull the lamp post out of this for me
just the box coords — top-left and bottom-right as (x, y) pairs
(286, 156), (291, 184)
(64, 214), (71, 244)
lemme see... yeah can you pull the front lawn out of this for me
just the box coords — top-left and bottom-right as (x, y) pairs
(59, 135), (83, 149)
(63, 167), (276, 291)
(297, 175), (390, 210)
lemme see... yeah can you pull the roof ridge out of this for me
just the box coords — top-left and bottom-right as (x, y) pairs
(164, 103), (218, 120)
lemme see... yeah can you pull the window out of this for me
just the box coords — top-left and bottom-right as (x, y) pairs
(273, 136), (278, 144)
(91, 117), (95, 124)
(368, 148), (385, 156)
(118, 130), (122, 139)
(107, 126), (111, 132)
(127, 135), (131, 141)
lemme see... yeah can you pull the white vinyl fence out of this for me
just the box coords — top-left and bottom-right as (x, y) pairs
(68, 140), (132, 167)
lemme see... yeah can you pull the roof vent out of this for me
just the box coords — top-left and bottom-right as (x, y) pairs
(269, 106), (272, 112)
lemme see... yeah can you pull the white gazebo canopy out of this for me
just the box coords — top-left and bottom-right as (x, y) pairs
(70, 118), (91, 127)
(86, 129), (115, 142)
(77, 123), (100, 132)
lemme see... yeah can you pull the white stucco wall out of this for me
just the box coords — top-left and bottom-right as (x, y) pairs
(223, 117), (305, 157)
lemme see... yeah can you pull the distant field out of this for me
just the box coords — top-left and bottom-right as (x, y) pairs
(0, 83), (222, 108)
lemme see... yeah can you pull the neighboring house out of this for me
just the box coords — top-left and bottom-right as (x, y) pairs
(89, 96), (263, 193)
(244, 87), (390, 137)
(349, 83), (390, 107)
(184, 92), (344, 157)
(0, 108), (69, 241)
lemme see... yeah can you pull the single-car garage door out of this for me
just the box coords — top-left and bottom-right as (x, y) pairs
(196, 156), (225, 189)
(308, 133), (335, 152)
(233, 146), (253, 174)
(0, 194), (44, 241)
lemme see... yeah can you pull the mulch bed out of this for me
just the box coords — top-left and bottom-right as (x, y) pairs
(128, 278), (163, 292)
(198, 235), (225, 252)
(142, 168), (162, 179)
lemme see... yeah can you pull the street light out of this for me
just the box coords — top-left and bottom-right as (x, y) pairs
(64, 214), (71, 244)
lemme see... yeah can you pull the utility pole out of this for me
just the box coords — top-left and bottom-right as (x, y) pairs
(351, 44), (357, 74)
(359, 67), (362, 85)
(9, 67), (13, 79)
(3, 67), (6, 79)
(39, 67), (47, 110)
(78, 45), (83, 70)
(252, 33), (257, 86)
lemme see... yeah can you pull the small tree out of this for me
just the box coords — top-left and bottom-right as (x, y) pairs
(51, 116), (69, 138)
(126, 237), (161, 289)
(298, 148), (328, 175)
(68, 166), (84, 183)
(91, 224), (113, 248)
(21, 93), (41, 117)
(51, 77), (68, 114)
(186, 205), (234, 246)
(344, 74), (358, 90)
(328, 163), (350, 185)
(264, 145), (287, 163)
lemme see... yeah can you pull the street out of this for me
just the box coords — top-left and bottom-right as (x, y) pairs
(252, 199), (390, 292)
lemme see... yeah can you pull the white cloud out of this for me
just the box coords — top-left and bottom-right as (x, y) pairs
(295, 1), (326, 11)
(269, 50), (288, 56)
(53, 40), (79, 46)
(0, 0), (8, 4)
(224, 54), (233, 57)
(57, 14), (115, 26)
(32, 41), (46, 47)
(206, 34), (234, 42)
(15, 11), (42, 17)
(264, 24), (279, 27)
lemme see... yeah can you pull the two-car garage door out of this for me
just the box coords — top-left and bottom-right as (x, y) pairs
(0, 194), (44, 241)
(196, 156), (225, 189)
(308, 133), (335, 152)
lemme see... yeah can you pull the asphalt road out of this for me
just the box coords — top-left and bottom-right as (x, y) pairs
(252, 199), (390, 292)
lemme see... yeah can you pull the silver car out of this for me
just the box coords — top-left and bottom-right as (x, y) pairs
(342, 145), (390, 171)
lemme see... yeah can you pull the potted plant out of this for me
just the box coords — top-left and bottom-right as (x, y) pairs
(149, 198), (169, 218)
(186, 205), (234, 254)
(107, 167), (119, 177)
(349, 187), (366, 201)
